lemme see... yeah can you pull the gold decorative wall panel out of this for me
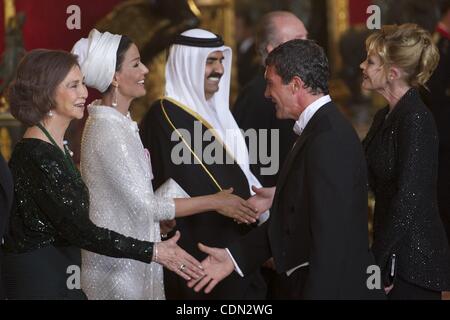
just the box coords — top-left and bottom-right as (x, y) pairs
(327, 0), (349, 74)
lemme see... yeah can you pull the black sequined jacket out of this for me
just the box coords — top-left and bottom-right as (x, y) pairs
(2, 139), (154, 263)
(363, 88), (450, 291)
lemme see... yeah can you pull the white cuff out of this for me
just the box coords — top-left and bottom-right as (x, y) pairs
(286, 262), (309, 277)
(226, 248), (244, 277)
(258, 210), (270, 225)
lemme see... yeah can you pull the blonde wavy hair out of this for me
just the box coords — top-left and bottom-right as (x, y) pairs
(365, 23), (439, 87)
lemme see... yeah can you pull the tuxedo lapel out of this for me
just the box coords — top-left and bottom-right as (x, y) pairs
(274, 133), (308, 199)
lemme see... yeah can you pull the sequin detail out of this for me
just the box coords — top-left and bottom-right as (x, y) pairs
(80, 104), (175, 300)
(3, 139), (156, 280)
(363, 88), (450, 291)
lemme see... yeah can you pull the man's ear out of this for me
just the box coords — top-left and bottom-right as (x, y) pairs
(291, 76), (303, 94)
(266, 44), (274, 55)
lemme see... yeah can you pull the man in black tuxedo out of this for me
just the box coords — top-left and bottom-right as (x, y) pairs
(233, 11), (307, 187)
(188, 39), (384, 299)
(0, 153), (13, 299)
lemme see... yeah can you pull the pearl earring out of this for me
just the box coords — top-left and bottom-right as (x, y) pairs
(112, 85), (118, 107)
(48, 110), (54, 117)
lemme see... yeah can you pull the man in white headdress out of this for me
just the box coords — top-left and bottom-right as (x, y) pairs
(140, 28), (267, 299)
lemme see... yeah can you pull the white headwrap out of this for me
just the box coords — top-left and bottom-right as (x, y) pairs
(165, 29), (265, 217)
(71, 29), (122, 93)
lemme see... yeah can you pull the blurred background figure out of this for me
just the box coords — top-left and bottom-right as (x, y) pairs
(338, 27), (372, 125)
(425, 0), (450, 249)
(234, 9), (259, 89)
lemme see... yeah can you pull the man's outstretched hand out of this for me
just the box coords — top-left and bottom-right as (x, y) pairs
(247, 186), (276, 216)
(187, 243), (234, 294)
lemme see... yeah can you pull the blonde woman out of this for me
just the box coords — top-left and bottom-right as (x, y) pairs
(361, 24), (450, 299)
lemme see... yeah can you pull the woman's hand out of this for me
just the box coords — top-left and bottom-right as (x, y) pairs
(154, 231), (204, 281)
(212, 188), (258, 224)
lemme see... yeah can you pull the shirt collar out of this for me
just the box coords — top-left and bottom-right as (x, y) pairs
(293, 95), (331, 136)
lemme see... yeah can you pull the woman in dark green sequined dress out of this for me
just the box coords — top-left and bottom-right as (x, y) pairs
(1, 49), (204, 300)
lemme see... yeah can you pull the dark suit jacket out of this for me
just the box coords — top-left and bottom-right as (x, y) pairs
(363, 88), (450, 291)
(237, 41), (259, 88)
(229, 102), (383, 299)
(0, 153), (13, 299)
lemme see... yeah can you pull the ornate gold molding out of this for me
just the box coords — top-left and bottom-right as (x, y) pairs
(327, 0), (349, 74)
(0, 127), (12, 160)
(1, 0), (17, 160)
(2, 0), (16, 108)
(4, 0), (16, 27)
(187, 0), (201, 17)
(195, 0), (235, 53)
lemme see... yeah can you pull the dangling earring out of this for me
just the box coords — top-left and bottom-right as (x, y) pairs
(112, 85), (118, 108)
(48, 110), (54, 117)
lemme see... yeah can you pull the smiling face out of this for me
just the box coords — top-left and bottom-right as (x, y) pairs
(53, 65), (88, 121)
(114, 43), (149, 100)
(264, 65), (297, 120)
(360, 52), (388, 91)
(204, 50), (225, 100)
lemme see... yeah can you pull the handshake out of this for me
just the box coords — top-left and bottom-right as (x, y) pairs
(156, 186), (276, 293)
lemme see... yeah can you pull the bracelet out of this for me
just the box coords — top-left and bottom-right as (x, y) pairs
(153, 243), (158, 263)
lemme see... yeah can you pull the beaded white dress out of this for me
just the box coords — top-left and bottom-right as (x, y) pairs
(80, 102), (175, 300)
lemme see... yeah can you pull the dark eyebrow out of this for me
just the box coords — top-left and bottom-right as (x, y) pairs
(207, 56), (224, 62)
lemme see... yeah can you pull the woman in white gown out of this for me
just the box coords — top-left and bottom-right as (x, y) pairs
(72, 30), (257, 300)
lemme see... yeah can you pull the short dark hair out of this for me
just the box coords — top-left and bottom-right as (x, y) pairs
(7, 49), (79, 127)
(266, 39), (329, 95)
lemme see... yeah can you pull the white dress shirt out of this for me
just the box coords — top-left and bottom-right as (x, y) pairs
(293, 95), (331, 136)
(228, 95), (332, 277)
